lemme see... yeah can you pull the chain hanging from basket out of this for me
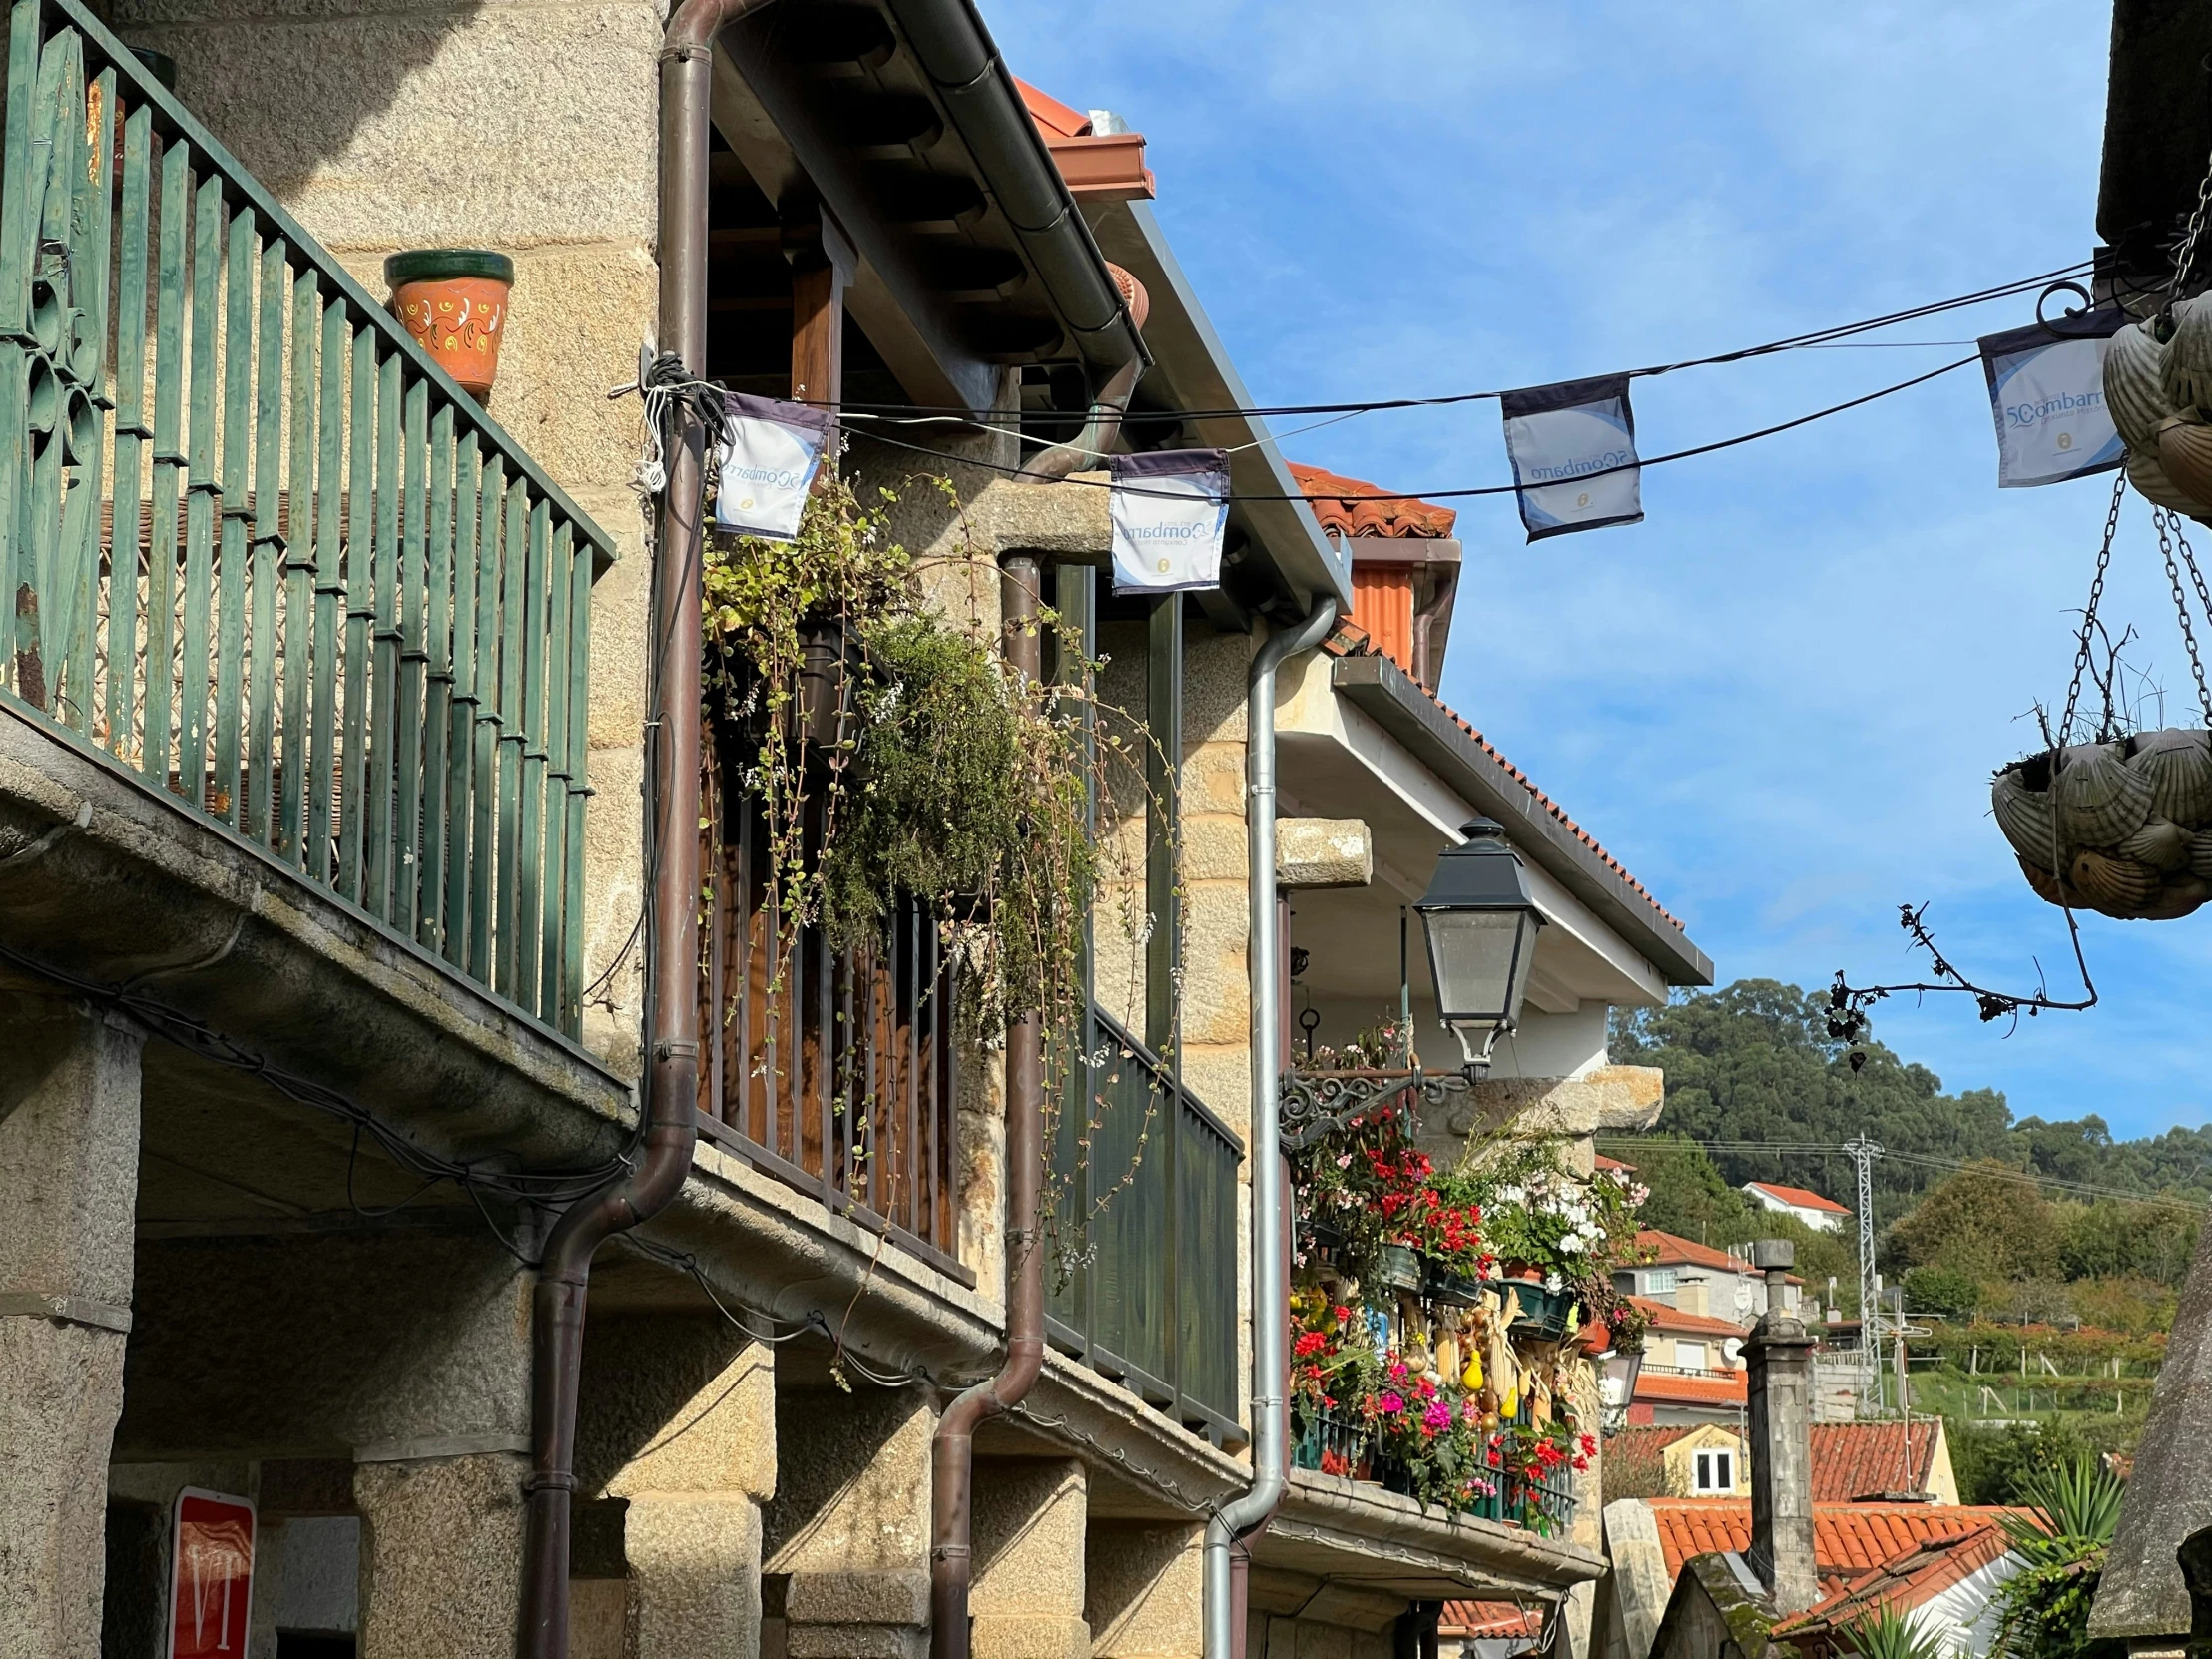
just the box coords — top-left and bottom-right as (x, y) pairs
(1991, 128), (2212, 925)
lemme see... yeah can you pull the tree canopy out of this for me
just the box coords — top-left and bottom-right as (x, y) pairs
(1610, 979), (2212, 1225)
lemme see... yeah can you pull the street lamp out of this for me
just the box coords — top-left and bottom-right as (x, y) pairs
(1599, 1343), (1645, 1431)
(1413, 818), (1546, 1079)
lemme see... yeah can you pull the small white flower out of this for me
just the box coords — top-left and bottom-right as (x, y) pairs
(1545, 1273), (1564, 1293)
(1558, 1234), (1585, 1254)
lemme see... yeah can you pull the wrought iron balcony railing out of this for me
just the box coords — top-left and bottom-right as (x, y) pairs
(0, 0), (613, 1036)
(696, 784), (964, 1281)
(1048, 1007), (1243, 1444)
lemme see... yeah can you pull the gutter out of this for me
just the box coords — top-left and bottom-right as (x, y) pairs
(928, 557), (1050, 1659)
(880, 0), (1148, 377)
(518, 0), (767, 1651)
(1203, 595), (1339, 1659)
(1329, 652), (1713, 988)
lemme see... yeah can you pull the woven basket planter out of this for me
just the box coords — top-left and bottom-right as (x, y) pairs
(1993, 730), (2212, 919)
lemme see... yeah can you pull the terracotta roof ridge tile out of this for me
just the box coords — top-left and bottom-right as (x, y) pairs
(1289, 461), (1459, 539)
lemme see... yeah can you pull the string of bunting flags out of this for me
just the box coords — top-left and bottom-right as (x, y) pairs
(698, 266), (2135, 589)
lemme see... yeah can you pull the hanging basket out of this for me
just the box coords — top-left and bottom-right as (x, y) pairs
(1993, 731), (2212, 920)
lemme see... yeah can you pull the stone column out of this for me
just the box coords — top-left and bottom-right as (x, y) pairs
(767, 1391), (937, 1659)
(576, 1313), (778, 1659)
(0, 998), (145, 1659)
(969, 1459), (1089, 1659)
(1743, 1240), (1817, 1616)
(354, 1450), (529, 1658)
(1086, 1521), (1203, 1659)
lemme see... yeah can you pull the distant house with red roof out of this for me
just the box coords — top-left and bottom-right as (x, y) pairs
(1606, 1419), (1959, 1506)
(1598, 1499), (2030, 1659)
(1743, 1180), (1851, 1234)
(1615, 1229), (1804, 1328)
(1615, 1294), (1752, 1428)
(1771, 1522), (2021, 1659)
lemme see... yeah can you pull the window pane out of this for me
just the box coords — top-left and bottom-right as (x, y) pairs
(1420, 910), (1525, 1019)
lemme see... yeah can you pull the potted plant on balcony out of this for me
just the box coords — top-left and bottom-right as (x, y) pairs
(1461, 1139), (1647, 1341)
(384, 250), (515, 399)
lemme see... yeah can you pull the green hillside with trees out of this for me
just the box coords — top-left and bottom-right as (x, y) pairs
(1605, 978), (2206, 1494)
(1607, 980), (2206, 1335)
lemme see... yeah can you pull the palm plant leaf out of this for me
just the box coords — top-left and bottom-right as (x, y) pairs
(2000, 1456), (2124, 1562)
(1844, 1604), (1947, 1659)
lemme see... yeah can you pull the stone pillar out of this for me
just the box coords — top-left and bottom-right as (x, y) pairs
(119, 1223), (535, 1657)
(0, 998), (145, 1659)
(355, 1451), (529, 1658)
(766, 1390), (937, 1659)
(1743, 1240), (1817, 1615)
(1086, 1522), (1203, 1659)
(576, 1313), (778, 1659)
(968, 1459), (1089, 1659)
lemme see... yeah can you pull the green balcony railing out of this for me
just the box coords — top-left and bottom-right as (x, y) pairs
(0, 0), (613, 1036)
(1048, 1006), (1244, 1444)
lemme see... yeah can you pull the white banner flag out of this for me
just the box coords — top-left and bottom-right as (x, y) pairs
(715, 392), (831, 540)
(1500, 374), (1643, 541)
(1977, 313), (2125, 488)
(1110, 449), (1230, 594)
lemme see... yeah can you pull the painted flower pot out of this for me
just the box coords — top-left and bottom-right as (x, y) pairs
(385, 250), (514, 399)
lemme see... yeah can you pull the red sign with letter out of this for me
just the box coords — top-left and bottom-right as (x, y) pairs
(167, 1489), (256, 1657)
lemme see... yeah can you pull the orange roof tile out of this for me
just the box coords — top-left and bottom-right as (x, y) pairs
(1648, 1502), (2027, 1591)
(1017, 79), (1092, 139)
(1773, 1523), (2015, 1641)
(1016, 79), (1156, 202)
(1289, 462), (1459, 540)
(1440, 1601), (1542, 1639)
(1808, 1421), (1941, 1502)
(1634, 1372), (1747, 1408)
(1320, 623), (1687, 935)
(1638, 1230), (1804, 1284)
(1747, 1181), (1850, 1215)
(1596, 1153), (1637, 1173)
(1629, 1294), (1751, 1340)
(1607, 1424), (1701, 1457)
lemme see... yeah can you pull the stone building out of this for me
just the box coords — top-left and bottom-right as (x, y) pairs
(0, 2), (1710, 1657)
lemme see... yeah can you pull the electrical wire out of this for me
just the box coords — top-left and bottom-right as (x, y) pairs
(1592, 1134), (2212, 1212)
(827, 260), (2090, 426)
(851, 353), (1979, 505)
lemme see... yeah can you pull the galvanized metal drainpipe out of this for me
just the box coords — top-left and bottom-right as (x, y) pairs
(1203, 595), (1338, 1659)
(517, 3), (774, 1654)
(930, 556), (1049, 1659)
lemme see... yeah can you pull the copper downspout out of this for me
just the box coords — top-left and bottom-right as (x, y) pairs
(929, 556), (1049, 1659)
(517, 2), (772, 1654)
(1012, 356), (1141, 482)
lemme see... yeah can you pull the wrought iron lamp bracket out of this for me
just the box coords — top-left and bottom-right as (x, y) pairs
(1277, 1067), (1475, 1153)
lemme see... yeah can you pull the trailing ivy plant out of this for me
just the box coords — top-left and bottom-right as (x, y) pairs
(704, 471), (1178, 1247)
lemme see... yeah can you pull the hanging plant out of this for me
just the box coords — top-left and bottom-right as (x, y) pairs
(1989, 481), (2212, 922)
(704, 470), (1183, 1262)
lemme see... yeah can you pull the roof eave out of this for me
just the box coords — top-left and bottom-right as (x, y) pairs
(1329, 652), (1713, 987)
(1086, 198), (1354, 612)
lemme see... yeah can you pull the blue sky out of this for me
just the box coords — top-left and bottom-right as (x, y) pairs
(982, 1), (2212, 1139)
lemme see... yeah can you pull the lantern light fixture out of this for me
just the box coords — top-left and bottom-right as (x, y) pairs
(1412, 818), (1546, 1080)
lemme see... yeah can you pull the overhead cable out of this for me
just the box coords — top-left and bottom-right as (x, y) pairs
(830, 259), (2092, 427)
(853, 354), (1979, 505)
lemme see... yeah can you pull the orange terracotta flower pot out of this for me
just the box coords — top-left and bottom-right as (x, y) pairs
(385, 250), (514, 399)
